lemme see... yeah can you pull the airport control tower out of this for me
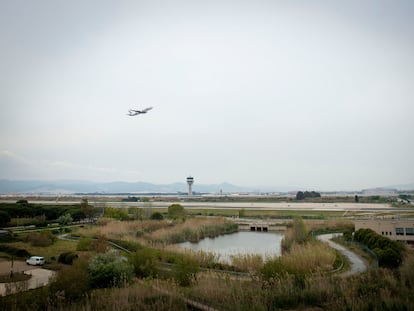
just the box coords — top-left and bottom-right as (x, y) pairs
(186, 176), (194, 196)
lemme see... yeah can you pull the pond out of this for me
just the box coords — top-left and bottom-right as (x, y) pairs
(178, 231), (283, 264)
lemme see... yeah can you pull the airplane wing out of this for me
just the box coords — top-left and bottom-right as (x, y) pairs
(142, 107), (153, 113)
(127, 107), (153, 116)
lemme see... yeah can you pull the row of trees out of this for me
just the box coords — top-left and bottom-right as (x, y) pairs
(296, 191), (321, 200)
(0, 200), (97, 227)
(353, 228), (405, 268)
(104, 204), (186, 221)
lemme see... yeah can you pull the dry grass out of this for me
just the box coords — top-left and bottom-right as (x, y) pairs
(148, 217), (230, 243)
(53, 280), (187, 311)
(229, 253), (264, 272)
(77, 217), (232, 246)
(166, 246), (221, 266)
(7, 239), (77, 261)
(282, 240), (337, 273)
(304, 219), (354, 231)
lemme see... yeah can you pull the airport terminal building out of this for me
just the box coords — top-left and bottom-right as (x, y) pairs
(354, 219), (414, 246)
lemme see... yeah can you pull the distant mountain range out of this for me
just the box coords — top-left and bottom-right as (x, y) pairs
(0, 179), (413, 195)
(0, 179), (254, 194)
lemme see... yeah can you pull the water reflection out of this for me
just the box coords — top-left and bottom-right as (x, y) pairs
(178, 231), (283, 263)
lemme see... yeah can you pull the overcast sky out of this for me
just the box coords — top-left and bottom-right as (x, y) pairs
(1, 0), (413, 191)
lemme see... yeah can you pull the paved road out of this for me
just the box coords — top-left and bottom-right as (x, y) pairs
(0, 261), (55, 296)
(317, 233), (367, 276)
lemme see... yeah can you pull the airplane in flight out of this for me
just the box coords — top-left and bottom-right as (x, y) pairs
(127, 107), (153, 116)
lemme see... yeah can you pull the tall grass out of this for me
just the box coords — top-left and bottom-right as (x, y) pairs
(229, 253), (264, 272)
(76, 217), (236, 246)
(282, 241), (337, 274)
(145, 218), (237, 245)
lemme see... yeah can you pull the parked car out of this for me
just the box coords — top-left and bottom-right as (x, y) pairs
(26, 256), (45, 266)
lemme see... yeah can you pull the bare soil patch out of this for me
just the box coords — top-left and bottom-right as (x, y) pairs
(0, 260), (36, 275)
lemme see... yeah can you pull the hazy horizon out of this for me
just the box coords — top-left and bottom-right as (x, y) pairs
(1, 178), (412, 194)
(1, 1), (413, 191)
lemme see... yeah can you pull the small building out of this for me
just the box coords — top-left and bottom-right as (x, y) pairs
(354, 219), (414, 246)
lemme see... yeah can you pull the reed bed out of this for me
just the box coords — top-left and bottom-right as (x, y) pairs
(165, 246), (221, 267)
(282, 240), (337, 274)
(50, 281), (187, 311)
(146, 217), (237, 245)
(76, 217), (236, 246)
(229, 253), (264, 272)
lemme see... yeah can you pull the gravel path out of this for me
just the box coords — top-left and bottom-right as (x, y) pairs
(317, 233), (367, 276)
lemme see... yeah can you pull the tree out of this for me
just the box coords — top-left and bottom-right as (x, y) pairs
(296, 191), (305, 200)
(58, 251), (79, 265)
(57, 213), (73, 225)
(292, 217), (309, 244)
(80, 198), (94, 221)
(0, 211), (10, 227)
(296, 191), (321, 200)
(168, 204), (186, 219)
(150, 212), (164, 220)
(50, 256), (90, 302)
(87, 251), (134, 288)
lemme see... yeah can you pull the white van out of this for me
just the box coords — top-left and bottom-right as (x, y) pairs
(26, 256), (45, 266)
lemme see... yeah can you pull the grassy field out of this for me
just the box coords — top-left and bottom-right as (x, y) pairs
(5, 239), (77, 262)
(129, 206), (348, 219)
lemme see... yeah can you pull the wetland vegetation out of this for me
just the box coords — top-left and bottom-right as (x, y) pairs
(0, 199), (413, 310)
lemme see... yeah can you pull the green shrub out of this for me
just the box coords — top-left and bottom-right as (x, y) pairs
(261, 257), (286, 280)
(58, 251), (79, 265)
(173, 257), (199, 287)
(49, 256), (90, 303)
(57, 213), (73, 225)
(130, 248), (160, 278)
(168, 204), (186, 219)
(150, 212), (164, 220)
(0, 245), (30, 258)
(354, 228), (404, 268)
(77, 237), (93, 251)
(87, 251), (134, 288)
(0, 211), (11, 226)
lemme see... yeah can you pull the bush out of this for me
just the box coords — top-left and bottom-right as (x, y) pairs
(90, 235), (109, 253)
(58, 252), (79, 265)
(261, 257), (286, 280)
(130, 248), (160, 278)
(104, 207), (130, 220)
(168, 204), (186, 219)
(0, 245), (30, 258)
(26, 231), (55, 247)
(150, 212), (164, 220)
(57, 213), (73, 225)
(50, 256), (90, 303)
(0, 211), (11, 226)
(354, 228), (404, 268)
(77, 237), (93, 251)
(87, 251), (134, 288)
(173, 257), (199, 287)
